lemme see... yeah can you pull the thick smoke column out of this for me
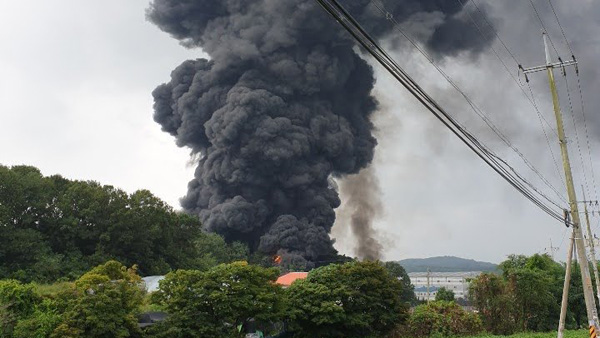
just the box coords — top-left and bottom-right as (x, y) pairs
(147, 0), (494, 265)
(338, 167), (383, 260)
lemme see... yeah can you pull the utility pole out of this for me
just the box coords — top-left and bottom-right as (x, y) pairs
(547, 238), (559, 260)
(558, 229), (576, 338)
(426, 268), (431, 303)
(521, 32), (599, 336)
(583, 187), (600, 302)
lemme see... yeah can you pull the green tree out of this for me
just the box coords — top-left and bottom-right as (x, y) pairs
(469, 273), (517, 335)
(151, 261), (285, 338)
(51, 260), (144, 338)
(192, 232), (250, 271)
(434, 287), (455, 302)
(384, 262), (417, 305)
(286, 261), (408, 338)
(0, 164), (211, 281)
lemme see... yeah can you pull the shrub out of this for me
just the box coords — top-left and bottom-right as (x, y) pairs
(13, 298), (61, 338)
(51, 260), (144, 338)
(396, 301), (483, 337)
(0, 279), (40, 336)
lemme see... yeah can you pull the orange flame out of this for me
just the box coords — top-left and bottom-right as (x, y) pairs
(273, 255), (282, 265)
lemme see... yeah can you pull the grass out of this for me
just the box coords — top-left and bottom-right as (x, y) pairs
(471, 329), (588, 338)
(32, 281), (73, 297)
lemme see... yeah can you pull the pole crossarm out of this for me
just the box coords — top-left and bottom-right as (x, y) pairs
(521, 60), (577, 74)
(520, 33), (579, 83)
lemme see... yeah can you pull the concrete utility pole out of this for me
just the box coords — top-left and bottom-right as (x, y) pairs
(521, 32), (599, 337)
(558, 230), (576, 337)
(583, 188), (600, 302)
(426, 268), (431, 303)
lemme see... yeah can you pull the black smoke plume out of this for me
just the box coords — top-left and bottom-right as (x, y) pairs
(147, 0), (494, 266)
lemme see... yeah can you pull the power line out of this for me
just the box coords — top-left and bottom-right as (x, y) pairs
(575, 74), (599, 201)
(470, 0), (520, 65)
(546, 0), (574, 56)
(562, 73), (592, 202)
(315, 0), (570, 225)
(456, 0), (567, 201)
(528, 0), (560, 58)
(464, 0), (565, 186)
(369, 0), (567, 206)
(526, 80), (566, 191)
(544, 0), (600, 202)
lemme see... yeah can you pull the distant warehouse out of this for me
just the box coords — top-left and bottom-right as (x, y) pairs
(409, 271), (482, 301)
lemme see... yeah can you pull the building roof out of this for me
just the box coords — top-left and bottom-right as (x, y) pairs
(408, 271), (482, 278)
(276, 272), (308, 287)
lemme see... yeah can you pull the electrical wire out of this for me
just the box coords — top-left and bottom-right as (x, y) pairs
(545, 0), (600, 202)
(369, 0), (566, 206)
(315, 0), (571, 225)
(526, 80), (566, 190)
(575, 75), (600, 201)
(562, 73), (592, 201)
(528, 0), (561, 58)
(462, 0), (565, 191)
(547, 0), (574, 56)
(454, 0), (567, 202)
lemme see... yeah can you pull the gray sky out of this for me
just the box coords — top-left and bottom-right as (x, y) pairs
(1, 0), (599, 263)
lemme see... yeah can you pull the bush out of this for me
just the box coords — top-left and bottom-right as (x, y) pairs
(0, 279), (41, 336)
(396, 301), (483, 338)
(13, 298), (61, 338)
(50, 260), (144, 338)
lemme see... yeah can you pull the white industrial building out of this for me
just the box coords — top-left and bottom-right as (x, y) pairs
(409, 271), (481, 301)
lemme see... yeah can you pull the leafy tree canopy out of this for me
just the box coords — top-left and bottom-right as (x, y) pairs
(435, 287), (455, 302)
(151, 261), (286, 338)
(286, 261), (408, 338)
(0, 164), (249, 283)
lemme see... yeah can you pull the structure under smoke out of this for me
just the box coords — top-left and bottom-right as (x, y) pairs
(148, 0), (494, 267)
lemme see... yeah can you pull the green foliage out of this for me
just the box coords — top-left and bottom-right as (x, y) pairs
(192, 232), (250, 271)
(0, 164), (247, 283)
(151, 261), (285, 338)
(471, 254), (580, 335)
(286, 261), (408, 338)
(395, 301), (483, 338)
(0, 279), (41, 336)
(384, 261), (417, 305)
(51, 260), (144, 338)
(12, 298), (61, 338)
(435, 287), (455, 302)
(469, 273), (517, 335)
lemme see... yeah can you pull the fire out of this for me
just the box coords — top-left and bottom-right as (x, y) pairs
(273, 255), (282, 265)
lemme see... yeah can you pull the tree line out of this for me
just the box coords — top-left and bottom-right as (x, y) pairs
(0, 165), (251, 282)
(470, 253), (592, 335)
(0, 164), (594, 337)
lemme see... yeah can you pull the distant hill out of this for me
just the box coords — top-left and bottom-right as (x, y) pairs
(397, 256), (498, 273)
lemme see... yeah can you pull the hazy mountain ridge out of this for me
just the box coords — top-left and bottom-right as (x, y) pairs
(398, 256), (498, 273)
